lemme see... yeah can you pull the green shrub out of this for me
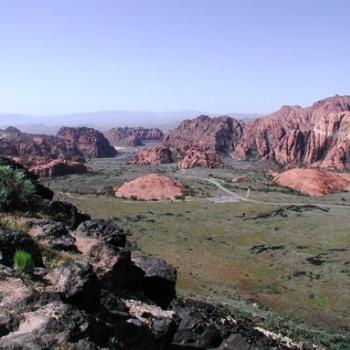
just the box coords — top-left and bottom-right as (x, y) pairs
(13, 250), (34, 275)
(0, 165), (36, 211)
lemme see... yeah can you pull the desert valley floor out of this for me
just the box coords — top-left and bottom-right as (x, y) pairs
(42, 155), (350, 346)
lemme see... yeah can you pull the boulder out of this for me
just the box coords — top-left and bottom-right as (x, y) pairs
(0, 302), (92, 350)
(98, 291), (177, 350)
(133, 256), (177, 308)
(49, 261), (100, 311)
(40, 200), (90, 229)
(214, 334), (250, 350)
(72, 224), (141, 291)
(29, 219), (77, 251)
(74, 219), (126, 249)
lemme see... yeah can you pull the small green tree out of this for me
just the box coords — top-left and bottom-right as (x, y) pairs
(13, 250), (34, 275)
(0, 165), (35, 210)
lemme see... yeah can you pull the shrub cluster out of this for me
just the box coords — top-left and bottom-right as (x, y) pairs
(0, 165), (36, 211)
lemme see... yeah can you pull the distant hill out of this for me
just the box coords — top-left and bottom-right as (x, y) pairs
(0, 110), (260, 135)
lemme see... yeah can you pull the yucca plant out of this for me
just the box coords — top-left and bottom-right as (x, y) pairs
(13, 250), (34, 275)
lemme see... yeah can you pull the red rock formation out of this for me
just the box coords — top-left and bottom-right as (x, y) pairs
(57, 127), (117, 159)
(113, 173), (183, 200)
(273, 168), (350, 196)
(105, 127), (164, 146)
(231, 96), (350, 169)
(0, 128), (84, 167)
(163, 95), (350, 170)
(163, 115), (241, 153)
(30, 160), (89, 178)
(178, 148), (224, 169)
(128, 146), (173, 165)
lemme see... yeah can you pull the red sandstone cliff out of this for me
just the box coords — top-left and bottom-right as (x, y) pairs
(57, 127), (117, 159)
(162, 96), (350, 170)
(105, 127), (163, 147)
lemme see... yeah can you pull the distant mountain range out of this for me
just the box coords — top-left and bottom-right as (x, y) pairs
(0, 110), (261, 135)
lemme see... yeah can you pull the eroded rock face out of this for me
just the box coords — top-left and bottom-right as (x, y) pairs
(0, 126), (117, 171)
(231, 96), (350, 170)
(29, 159), (89, 177)
(178, 148), (224, 169)
(162, 95), (350, 170)
(57, 127), (117, 159)
(105, 127), (164, 146)
(0, 128), (85, 167)
(128, 146), (173, 166)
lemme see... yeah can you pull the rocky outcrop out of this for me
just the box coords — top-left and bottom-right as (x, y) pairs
(105, 127), (164, 146)
(231, 96), (350, 170)
(0, 157), (54, 201)
(114, 173), (184, 201)
(29, 159), (89, 177)
(178, 147), (224, 169)
(272, 168), (350, 196)
(0, 126), (117, 171)
(57, 127), (117, 159)
(162, 95), (350, 170)
(163, 115), (240, 153)
(0, 228), (44, 267)
(132, 256), (177, 308)
(0, 128), (84, 167)
(128, 146), (173, 165)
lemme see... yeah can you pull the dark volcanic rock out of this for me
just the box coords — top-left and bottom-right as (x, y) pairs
(0, 157), (54, 201)
(133, 256), (177, 308)
(0, 302), (92, 350)
(0, 228), (43, 267)
(40, 200), (90, 230)
(29, 219), (77, 251)
(74, 220), (126, 249)
(73, 223), (142, 291)
(57, 127), (117, 159)
(51, 261), (100, 311)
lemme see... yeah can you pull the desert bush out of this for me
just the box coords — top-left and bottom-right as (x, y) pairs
(13, 250), (34, 275)
(0, 165), (36, 211)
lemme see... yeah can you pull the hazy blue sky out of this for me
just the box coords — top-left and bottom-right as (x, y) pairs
(0, 0), (348, 115)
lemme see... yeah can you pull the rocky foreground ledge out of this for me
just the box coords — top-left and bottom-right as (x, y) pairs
(0, 159), (324, 350)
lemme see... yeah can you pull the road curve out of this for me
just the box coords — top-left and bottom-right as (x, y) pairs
(187, 176), (350, 209)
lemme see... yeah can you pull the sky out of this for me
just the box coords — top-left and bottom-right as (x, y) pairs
(0, 0), (349, 116)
